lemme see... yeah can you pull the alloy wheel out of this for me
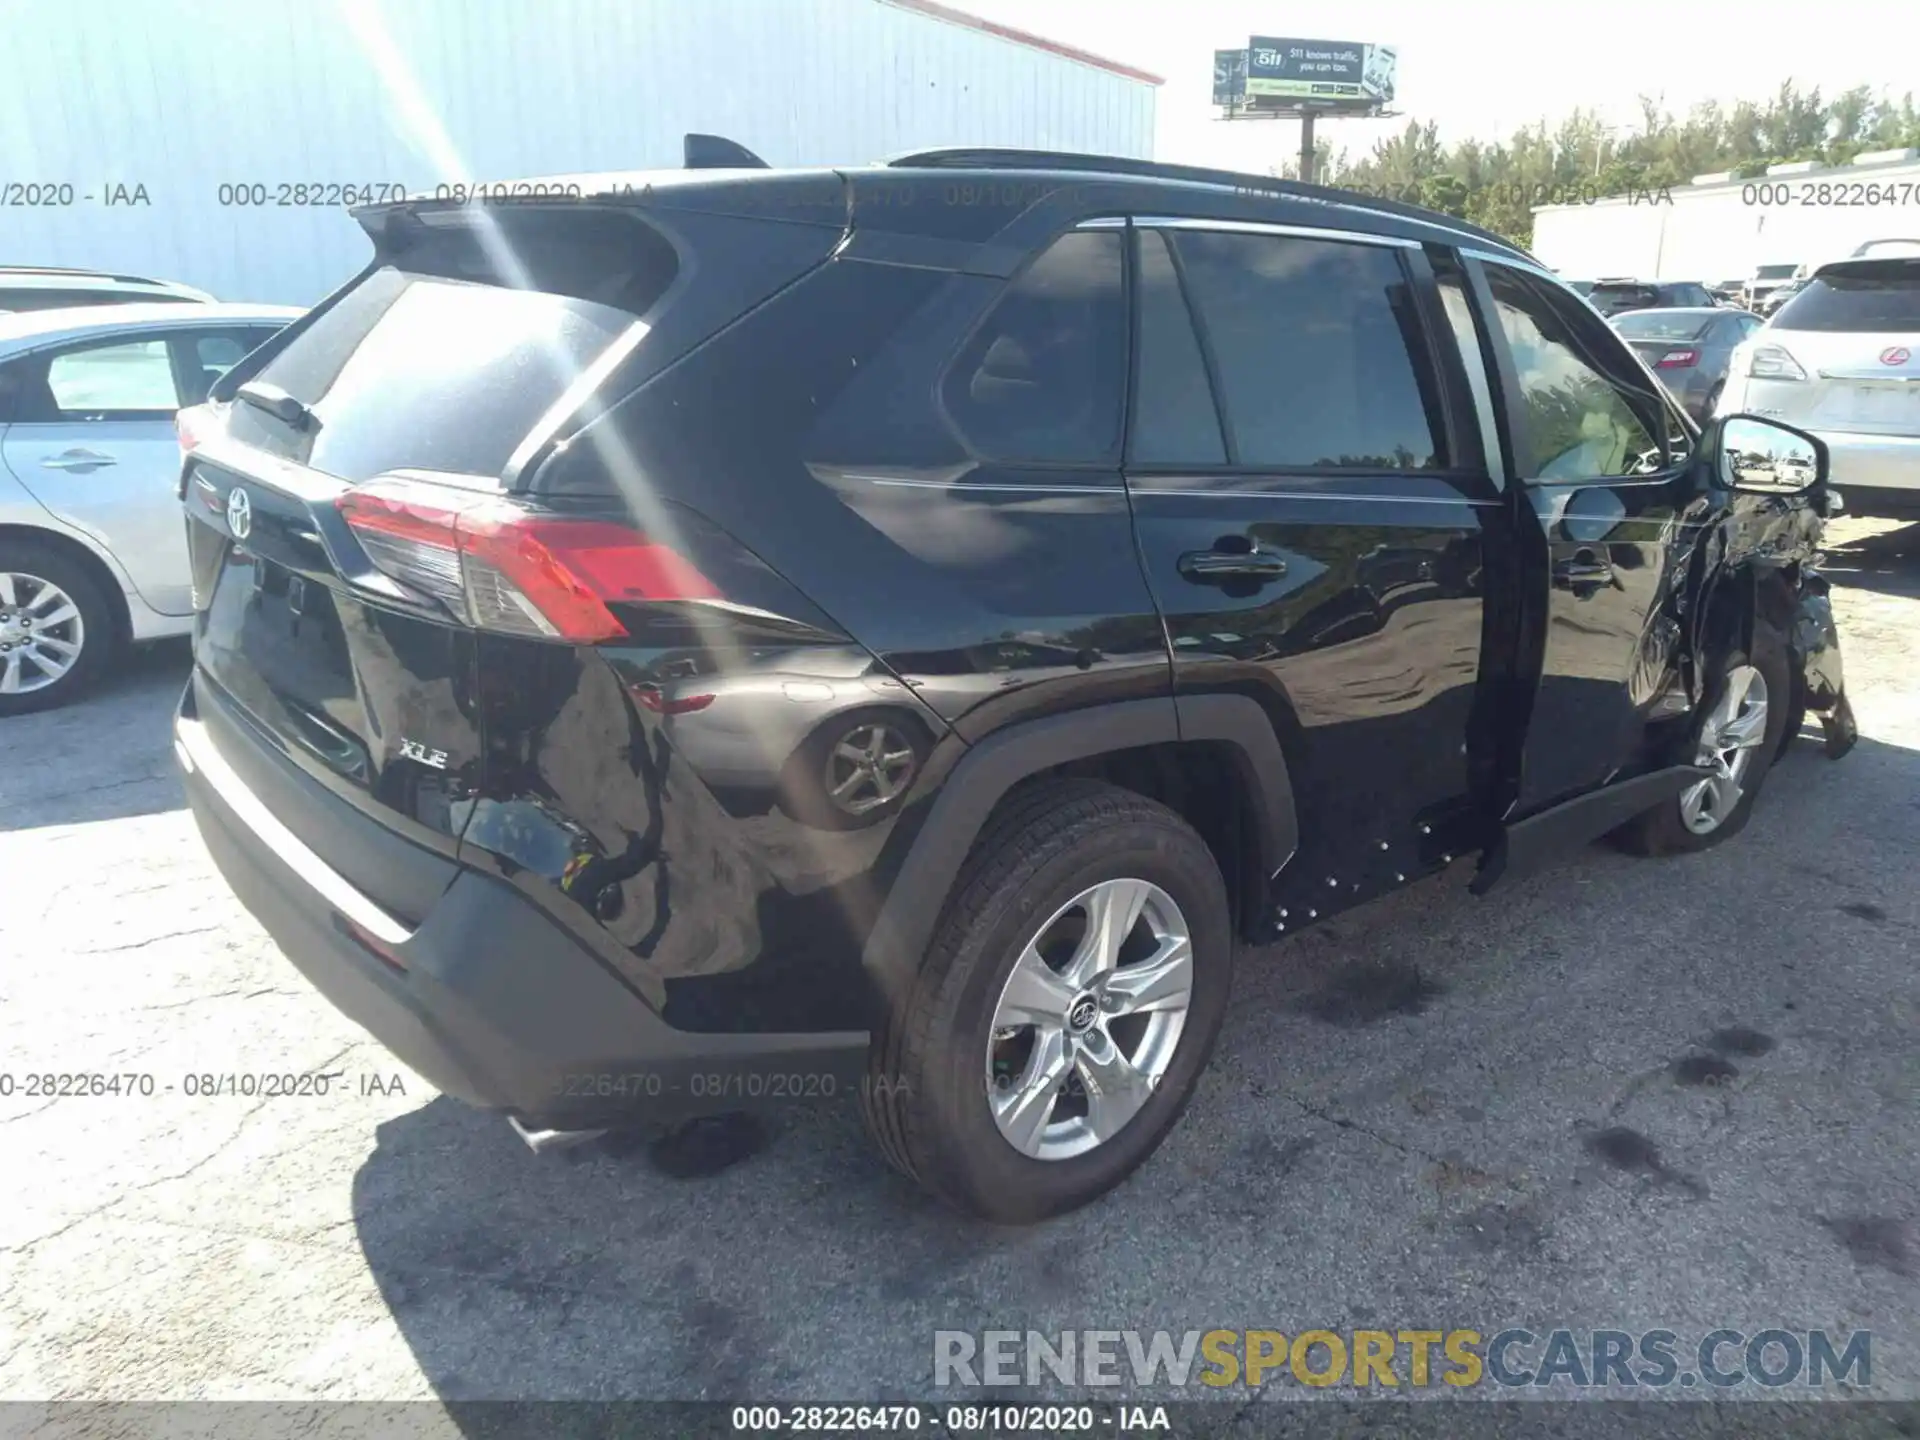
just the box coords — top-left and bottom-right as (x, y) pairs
(0, 572), (86, 696)
(985, 878), (1193, 1161)
(1680, 664), (1769, 835)
(823, 721), (917, 816)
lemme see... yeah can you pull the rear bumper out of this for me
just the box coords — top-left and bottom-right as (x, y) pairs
(176, 696), (867, 1130)
(1810, 429), (1920, 500)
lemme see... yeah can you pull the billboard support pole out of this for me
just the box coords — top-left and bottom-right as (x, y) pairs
(1298, 113), (1317, 185)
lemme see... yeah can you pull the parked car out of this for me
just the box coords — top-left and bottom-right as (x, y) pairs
(171, 141), (1853, 1224)
(1609, 306), (1767, 420)
(0, 302), (301, 710)
(1585, 278), (1720, 316)
(1722, 252), (1920, 518)
(1758, 275), (1810, 317)
(1850, 238), (1920, 260)
(1744, 262), (1801, 311)
(0, 266), (213, 315)
(1564, 279), (1596, 298)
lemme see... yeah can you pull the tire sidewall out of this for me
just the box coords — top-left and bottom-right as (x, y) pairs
(908, 816), (1231, 1221)
(0, 543), (116, 715)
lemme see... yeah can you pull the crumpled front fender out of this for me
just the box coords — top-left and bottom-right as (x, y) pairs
(1790, 569), (1845, 713)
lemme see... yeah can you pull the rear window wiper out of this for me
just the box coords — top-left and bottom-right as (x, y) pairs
(236, 380), (317, 432)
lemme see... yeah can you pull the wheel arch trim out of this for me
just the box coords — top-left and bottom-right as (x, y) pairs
(862, 694), (1296, 982)
(0, 521), (135, 645)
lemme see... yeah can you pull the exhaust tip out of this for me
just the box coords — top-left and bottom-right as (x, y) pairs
(508, 1115), (610, 1155)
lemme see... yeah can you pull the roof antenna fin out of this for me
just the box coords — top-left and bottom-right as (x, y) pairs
(684, 134), (769, 169)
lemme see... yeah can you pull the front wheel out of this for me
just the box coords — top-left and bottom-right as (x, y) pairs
(1615, 643), (1790, 856)
(862, 779), (1233, 1223)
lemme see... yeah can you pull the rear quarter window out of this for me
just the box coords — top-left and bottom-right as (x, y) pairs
(939, 229), (1125, 465)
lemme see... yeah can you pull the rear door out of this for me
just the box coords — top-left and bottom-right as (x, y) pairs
(1122, 218), (1499, 915)
(0, 332), (193, 613)
(1463, 256), (1703, 811)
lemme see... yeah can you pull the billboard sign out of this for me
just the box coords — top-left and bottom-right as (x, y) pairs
(1212, 48), (1248, 107)
(1245, 38), (1396, 105)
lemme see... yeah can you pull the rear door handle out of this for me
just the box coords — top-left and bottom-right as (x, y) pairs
(1178, 549), (1289, 584)
(40, 449), (117, 472)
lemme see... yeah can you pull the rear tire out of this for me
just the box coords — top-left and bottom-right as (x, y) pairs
(862, 779), (1233, 1223)
(0, 541), (118, 716)
(1614, 643), (1790, 856)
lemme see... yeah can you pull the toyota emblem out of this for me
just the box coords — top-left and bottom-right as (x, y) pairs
(1882, 346), (1912, 366)
(225, 485), (253, 540)
(1067, 996), (1098, 1031)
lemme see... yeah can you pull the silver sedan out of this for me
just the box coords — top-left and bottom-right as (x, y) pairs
(0, 301), (301, 711)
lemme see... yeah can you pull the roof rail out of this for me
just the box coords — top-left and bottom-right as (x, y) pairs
(0, 264), (167, 284)
(882, 147), (1532, 259)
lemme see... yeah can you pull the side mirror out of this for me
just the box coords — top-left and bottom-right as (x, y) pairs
(1715, 415), (1828, 495)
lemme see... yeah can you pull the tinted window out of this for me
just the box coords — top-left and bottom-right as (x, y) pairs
(1131, 229), (1225, 465)
(46, 337), (180, 414)
(1773, 263), (1920, 331)
(1484, 265), (1662, 481)
(1434, 267), (1500, 480)
(942, 230), (1125, 464)
(1171, 230), (1443, 469)
(239, 208), (674, 483)
(174, 327), (266, 405)
(1612, 312), (1712, 342)
(240, 268), (635, 482)
(1588, 284), (1658, 315)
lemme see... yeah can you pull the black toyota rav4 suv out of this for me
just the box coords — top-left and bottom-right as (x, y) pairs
(173, 141), (1854, 1223)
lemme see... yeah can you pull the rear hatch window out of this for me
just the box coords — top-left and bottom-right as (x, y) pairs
(1588, 284), (1659, 314)
(1613, 313), (1712, 342)
(223, 207), (676, 482)
(1772, 262), (1920, 331)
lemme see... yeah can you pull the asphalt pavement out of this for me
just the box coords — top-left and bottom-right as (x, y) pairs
(1, 521), (1915, 1424)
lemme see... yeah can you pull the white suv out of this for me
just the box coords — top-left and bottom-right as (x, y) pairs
(1719, 254), (1920, 519)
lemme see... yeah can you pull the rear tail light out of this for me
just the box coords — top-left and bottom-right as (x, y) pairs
(177, 403), (216, 453)
(631, 684), (716, 715)
(1654, 349), (1700, 369)
(336, 478), (719, 642)
(1746, 344), (1808, 381)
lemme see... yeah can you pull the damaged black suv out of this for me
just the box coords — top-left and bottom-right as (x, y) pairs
(173, 140), (1854, 1223)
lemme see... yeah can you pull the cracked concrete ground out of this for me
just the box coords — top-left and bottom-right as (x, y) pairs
(0, 520), (1915, 1415)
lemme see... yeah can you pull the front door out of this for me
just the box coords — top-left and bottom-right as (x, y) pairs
(1464, 258), (1707, 812)
(1122, 219), (1501, 918)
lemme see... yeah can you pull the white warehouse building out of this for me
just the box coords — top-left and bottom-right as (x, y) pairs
(0, 0), (1160, 305)
(1531, 149), (1920, 282)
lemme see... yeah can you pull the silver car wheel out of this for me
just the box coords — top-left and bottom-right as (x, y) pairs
(824, 721), (917, 816)
(985, 878), (1193, 1161)
(1680, 664), (1769, 835)
(0, 572), (87, 695)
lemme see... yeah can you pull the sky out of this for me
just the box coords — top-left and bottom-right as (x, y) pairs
(959, 0), (1920, 173)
